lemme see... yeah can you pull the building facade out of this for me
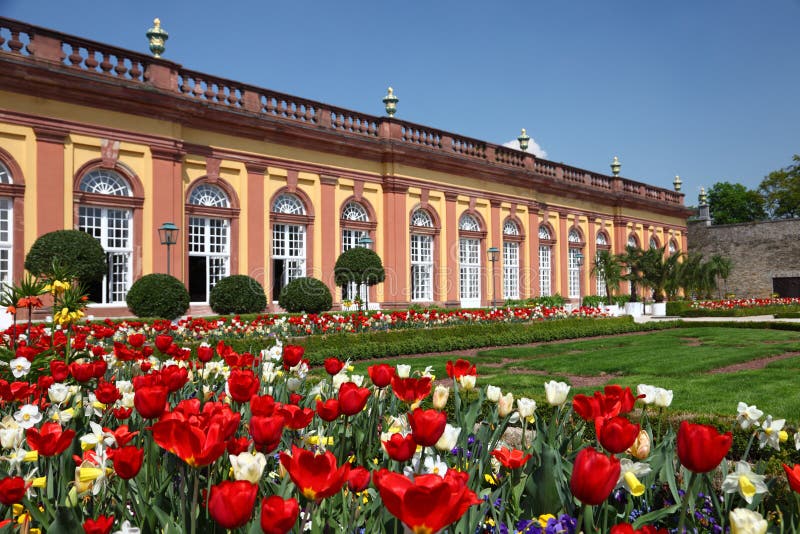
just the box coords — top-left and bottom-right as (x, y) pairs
(0, 18), (691, 316)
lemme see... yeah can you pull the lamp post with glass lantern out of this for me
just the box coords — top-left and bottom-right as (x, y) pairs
(358, 234), (373, 310)
(487, 246), (499, 306)
(158, 222), (179, 276)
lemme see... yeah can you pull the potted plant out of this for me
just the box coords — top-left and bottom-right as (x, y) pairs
(590, 250), (624, 316)
(641, 246), (683, 316)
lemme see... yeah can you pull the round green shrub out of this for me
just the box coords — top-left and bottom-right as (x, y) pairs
(25, 230), (107, 284)
(209, 275), (267, 315)
(334, 247), (386, 288)
(278, 277), (332, 314)
(126, 274), (189, 320)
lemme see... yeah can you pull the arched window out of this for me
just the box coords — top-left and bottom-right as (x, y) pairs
(0, 162), (13, 285)
(503, 220), (521, 299)
(567, 229), (583, 299)
(595, 231), (611, 297)
(271, 193), (308, 301)
(78, 169), (133, 304)
(538, 224), (554, 296)
(669, 239), (678, 255)
(627, 234), (639, 248)
(410, 209), (434, 301)
(458, 213), (482, 307)
(649, 236), (659, 250)
(187, 183), (231, 303)
(340, 201), (371, 303)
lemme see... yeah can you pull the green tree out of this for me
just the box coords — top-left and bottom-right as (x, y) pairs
(620, 246), (647, 303)
(709, 254), (733, 299)
(590, 250), (623, 302)
(640, 247), (683, 302)
(707, 181), (766, 224)
(334, 247), (385, 310)
(759, 155), (800, 219)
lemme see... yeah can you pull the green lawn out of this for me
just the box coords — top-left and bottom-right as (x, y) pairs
(349, 327), (800, 421)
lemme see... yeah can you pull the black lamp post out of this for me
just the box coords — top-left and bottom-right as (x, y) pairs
(358, 234), (374, 310)
(487, 246), (499, 306)
(158, 222), (179, 276)
(575, 250), (584, 306)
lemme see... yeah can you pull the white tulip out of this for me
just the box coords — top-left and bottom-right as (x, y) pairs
(729, 508), (767, 534)
(486, 385), (502, 403)
(435, 424), (461, 452)
(396, 364), (411, 378)
(230, 452), (267, 483)
(498, 393), (514, 418)
(653, 387), (673, 408)
(544, 380), (570, 406)
(517, 397), (537, 419)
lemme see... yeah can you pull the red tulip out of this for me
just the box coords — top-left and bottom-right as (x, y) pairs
(208, 480), (258, 529)
(383, 433), (417, 462)
(0, 476), (28, 505)
(110, 446), (144, 480)
(69, 361), (95, 382)
(573, 394), (602, 421)
(446, 358), (476, 379)
(151, 418), (228, 468)
(197, 344), (214, 362)
(155, 334), (173, 352)
(277, 404), (314, 430)
(250, 414), (285, 454)
(408, 408), (447, 447)
(113, 407), (132, 420)
(316, 399), (341, 422)
(677, 421), (732, 473)
(280, 445), (350, 501)
(50, 359), (69, 382)
(611, 524), (668, 534)
(596, 416), (640, 454)
(226, 436), (252, 456)
(160, 365), (189, 393)
(282, 345), (304, 368)
(368, 364), (395, 388)
(108, 425), (138, 447)
(92, 359), (108, 379)
(338, 382), (371, 416)
(133, 385), (168, 419)
(783, 463), (800, 493)
(603, 384), (639, 414)
(347, 466), (371, 492)
(288, 393), (303, 405)
(491, 447), (532, 470)
(324, 357), (345, 375)
(391, 376), (432, 404)
(94, 379), (122, 405)
(260, 495), (299, 534)
(570, 446), (621, 505)
(82, 514), (115, 534)
(128, 333), (145, 348)
(26, 422), (75, 457)
(227, 369), (260, 403)
(250, 394), (277, 416)
(372, 469), (481, 533)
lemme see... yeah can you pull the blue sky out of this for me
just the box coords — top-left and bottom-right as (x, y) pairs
(4, 0), (799, 204)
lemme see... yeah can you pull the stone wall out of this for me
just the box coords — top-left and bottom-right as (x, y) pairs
(688, 218), (800, 297)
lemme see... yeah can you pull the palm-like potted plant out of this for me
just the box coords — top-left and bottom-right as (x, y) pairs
(590, 250), (624, 315)
(640, 246), (683, 316)
(620, 246), (647, 316)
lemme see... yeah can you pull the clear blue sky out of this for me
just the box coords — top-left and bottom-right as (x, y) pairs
(4, 0), (799, 204)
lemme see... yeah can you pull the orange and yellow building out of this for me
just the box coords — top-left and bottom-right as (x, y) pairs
(0, 17), (691, 316)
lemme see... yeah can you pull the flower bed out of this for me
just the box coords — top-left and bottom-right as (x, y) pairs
(0, 321), (797, 532)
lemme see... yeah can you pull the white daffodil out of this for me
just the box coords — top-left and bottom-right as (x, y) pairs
(331, 373), (350, 392)
(396, 364), (411, 378)
(758, 415), (786, 450)
(350, 374), (365, 387)
(721, 461), (768, 505)
(14, 404), (42, 429)
(517, 398), (537, 420)
(435, 424), (461, 452)
(636, 384), (656, 405)
(653, 387), (673, 408)
(229, 451), (267, 484)
(0, 423), (24, 450)
(486, 385), (502, 403)
(432, 385), (449, 410)
(544, 380), (570, 406)
(115, 380), (133, 395)
(112, 520), (141, 534)
(736, 402), (764, 430)
(9, 357), (30, 379)
(616, 458), (652, 497)
(79, 422), (115, 452)
(729, 508), (767, 534)
(49, 407), (75, 424)
(403, 453), (448, 479)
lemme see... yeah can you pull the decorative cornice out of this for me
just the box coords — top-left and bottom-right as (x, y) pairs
(33, 126), (68, 144)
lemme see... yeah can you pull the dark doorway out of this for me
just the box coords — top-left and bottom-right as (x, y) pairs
(189, 256), (207, 302)
(272, 259), (285, 301)
(773, 277), (800, 298)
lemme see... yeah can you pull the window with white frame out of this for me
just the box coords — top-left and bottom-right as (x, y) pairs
(78, 169), (133, 304)
(341, 202), (369, 302)
(0, 163), (13, 286)
(503, 220), (520, 299)
(187, 184), (231, 302)
(567, 229), (583, 299)
(272, 194), (307, 301)
(649, 237), (658, 250)
(410, 209), (433, 301)
(458, 214), (481, 306)
(669, 240), (677, 255)
(595, 232), (609, 297)
(538, 225), (552, 296)
(627, 235), (638, 248)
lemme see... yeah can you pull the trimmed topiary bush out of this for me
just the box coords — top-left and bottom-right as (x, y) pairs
(334, 247), (386, 288)
(126, 274), (189, 320)
(278, 277), (332, 314)
(25, 230), (106, 284)
(209, 275), (267, 315)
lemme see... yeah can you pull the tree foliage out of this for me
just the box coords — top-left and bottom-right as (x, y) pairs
(278, 277), (332, 314)
(126, 274), (190, 320)
(590, 250), (623, 301)
(707, 181), (765, 225)
(25, 230), (107, 285)
(334, 248), (386, 288)
(759, 154), (800, 219)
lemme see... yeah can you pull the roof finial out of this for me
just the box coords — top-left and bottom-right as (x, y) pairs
(146, 18), (169, 58)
